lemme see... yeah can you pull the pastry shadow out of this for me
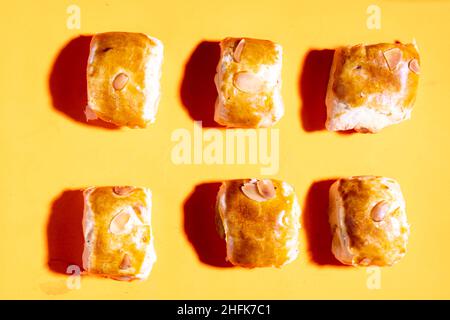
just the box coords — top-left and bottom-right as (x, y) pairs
(48, 35), (117, 129)
(47, 189), (85, 274)
(299, 49), (334, 132)
(183, 182), (233, 268)
(337, 129), (359, 135)
(302, 179), (347, 267)
(180, 41), (221, 128)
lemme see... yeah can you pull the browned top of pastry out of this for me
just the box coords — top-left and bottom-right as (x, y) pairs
(84, 186), (151, 277)
(216, 38), (281, 127)
(221, 37), (278, 68)
(337, 177), (409, 266)
(331, 43), (420, 110)
(87, 32), (160, 128)
(216, 179), (299, 267)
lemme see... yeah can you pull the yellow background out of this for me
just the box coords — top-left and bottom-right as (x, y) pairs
(1, 0), (449, 299)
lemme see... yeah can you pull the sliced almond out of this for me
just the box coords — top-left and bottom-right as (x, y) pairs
(408, 59), (420, 74)
(113, 73), (129, 90)
(241, 182), (267, 202)
(233, 39), (246, 63)
(371, 200), (390, 222)
(256, 179), (276, 200)
(84, 105), (98, 121)
(132, 205), (143, 215)
(383, 48), (403, 71)
(119, 254), (131, 270)
(109, 210), (132, 235)
(113, 186), (135, 196)
(233, 72), (264, 93)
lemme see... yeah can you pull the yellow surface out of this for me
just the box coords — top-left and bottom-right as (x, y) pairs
(1, 0), (449, 299)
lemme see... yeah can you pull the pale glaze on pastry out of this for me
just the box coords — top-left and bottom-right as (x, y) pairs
(216, 179), (300, 268)
(326, 42), (420, 132)
(329, 176), (409, 266)
(214, 38), (284, 128)
(82, 186), (156, 280)
(87, 32), (163, 128)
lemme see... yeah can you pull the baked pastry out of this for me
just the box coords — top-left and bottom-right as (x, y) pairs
(216, 179), (300, 267)
(86, 32), (163, 128)
(214, 38), (284, 128)
(329, 176), (409, 266)
(325, 42), (420, 133)
(82, 186), (156, 280)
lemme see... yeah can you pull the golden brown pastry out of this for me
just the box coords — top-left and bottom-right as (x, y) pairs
(86, 32), (163, 128)
(82, 186), (156, 280)
(216, 179), (300, 268)
(325, 42), (420, 133)
(214, 38), (284, 128)
(329, 176), (409, 266)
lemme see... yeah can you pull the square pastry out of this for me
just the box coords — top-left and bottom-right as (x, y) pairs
(325, 42), (420, 133)
(329, 176), (410, 266)
(216, 179), (300, 268)
(214, 38), (284, 128)
(86, 32), (163, 128)
(82, 186), (156, 280)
